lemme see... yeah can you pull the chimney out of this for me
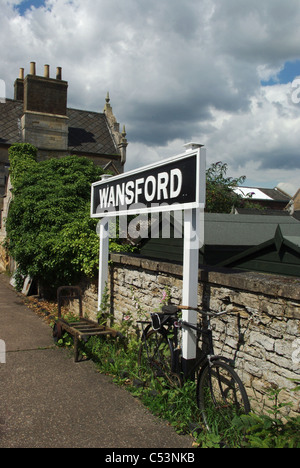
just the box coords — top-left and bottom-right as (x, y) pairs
(21, 62), (69, 152)
(23, 62), (68, 116)
(14, 67), (24, 101)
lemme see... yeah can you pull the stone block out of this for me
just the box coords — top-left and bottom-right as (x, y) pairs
(250, 331), (275, 352)
(21, 112), (68, 151)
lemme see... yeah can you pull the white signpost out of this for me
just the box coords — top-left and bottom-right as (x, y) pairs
(91, 143), (206, 375)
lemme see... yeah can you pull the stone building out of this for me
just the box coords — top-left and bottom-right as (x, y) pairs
(0, 62), (128, 270)
(0, 62), (128, 196)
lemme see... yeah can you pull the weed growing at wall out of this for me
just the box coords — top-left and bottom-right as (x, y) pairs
(232, 383), (300, 448)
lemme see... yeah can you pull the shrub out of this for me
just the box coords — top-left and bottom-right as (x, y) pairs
(6, 144), (133, 291)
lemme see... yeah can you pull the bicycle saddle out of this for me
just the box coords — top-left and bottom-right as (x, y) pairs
(161, 305), (179, 315)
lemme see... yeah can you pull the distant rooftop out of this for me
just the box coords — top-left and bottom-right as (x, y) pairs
(233, 186), (291, 202)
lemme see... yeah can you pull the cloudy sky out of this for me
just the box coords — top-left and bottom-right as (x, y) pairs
(1, 0), (300, 195)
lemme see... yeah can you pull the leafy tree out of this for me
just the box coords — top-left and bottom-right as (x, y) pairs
(206, 161), (254, 213)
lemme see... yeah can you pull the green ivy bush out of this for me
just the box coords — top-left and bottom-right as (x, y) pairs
(5, 143), (134, 292)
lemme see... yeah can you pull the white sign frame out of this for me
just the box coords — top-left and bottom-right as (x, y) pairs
(92, 143), (206, 376)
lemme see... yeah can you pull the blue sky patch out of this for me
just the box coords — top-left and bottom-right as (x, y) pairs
(261, 60), (300, 86)
(16, 0), (46, 16)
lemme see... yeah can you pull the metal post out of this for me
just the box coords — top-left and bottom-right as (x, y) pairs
(181, 144), (206, 378)
(98, 218), (109, 312)
(181, 208), (199, 377)
(97, 173), (113, 312)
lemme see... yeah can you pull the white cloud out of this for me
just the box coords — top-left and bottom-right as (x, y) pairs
(0, 0), (300, 194)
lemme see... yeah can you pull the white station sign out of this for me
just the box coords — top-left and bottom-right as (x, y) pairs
(91, 150), (205, 218)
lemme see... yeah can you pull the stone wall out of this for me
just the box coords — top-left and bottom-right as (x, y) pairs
(74, 253), (300, 417)
(21, 112), (69, 151)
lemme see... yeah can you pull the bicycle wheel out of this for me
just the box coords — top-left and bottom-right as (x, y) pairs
(138, 329), (180, 388)
(197, 359), (250, 432)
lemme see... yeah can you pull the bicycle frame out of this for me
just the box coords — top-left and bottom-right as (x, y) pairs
(138, 309), (234, 384)
(174, 318), (216, 380)
(149, 312), (232, 381)
(138, 308), (251, 426)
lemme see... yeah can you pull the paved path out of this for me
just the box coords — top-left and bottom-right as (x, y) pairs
(0, 274), (193, 448)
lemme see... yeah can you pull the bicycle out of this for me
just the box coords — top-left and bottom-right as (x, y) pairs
(137, 304), (250, 431)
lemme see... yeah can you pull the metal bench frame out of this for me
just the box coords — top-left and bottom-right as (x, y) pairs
(54, 286), (122, 362)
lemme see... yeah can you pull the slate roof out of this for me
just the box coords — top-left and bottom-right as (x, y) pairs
(0, 99), (118, 156)
(259, 187), (291, 202)
(67, 108), (117, 155)
(0, 99), (23, 145)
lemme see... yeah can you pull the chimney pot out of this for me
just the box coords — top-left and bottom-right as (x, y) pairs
(56, 67), (62, 80)
(30, 62), (36, 75)
(44, 64), (50, 78)
(14, 68), (25, 100)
